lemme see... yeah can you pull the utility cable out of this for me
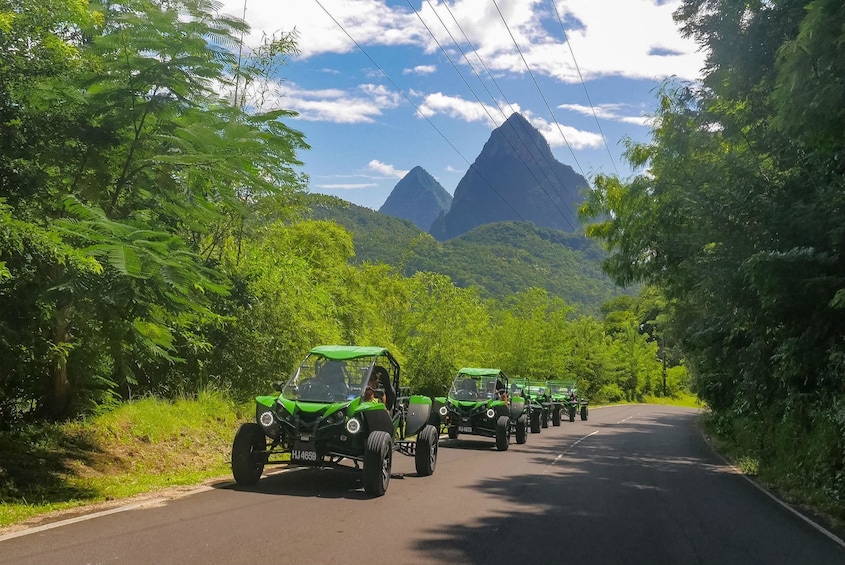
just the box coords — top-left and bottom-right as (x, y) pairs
(549, 0), (619, 177)
(313, 0), (527, 223)
(491, 0), (588, 181)
(415, 0), (578, 230)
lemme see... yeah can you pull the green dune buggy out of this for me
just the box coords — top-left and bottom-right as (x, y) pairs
(231, 345), (439, 496)
(547, 379), (589, 421)
(509, 377), (545, 433)
(432, 368), (527, 450)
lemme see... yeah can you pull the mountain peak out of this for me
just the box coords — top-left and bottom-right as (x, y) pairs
(379, 166), (452, 231)
(430, 113), (587, 240)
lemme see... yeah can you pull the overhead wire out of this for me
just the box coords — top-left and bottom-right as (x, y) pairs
(413, 0), (578, 230)
(549, 0), (620, 177)
(490, 0), (588, 180)
(426, 0), (581, 223)
(314, 0), (611, 232)
(312, 0), (527, 223)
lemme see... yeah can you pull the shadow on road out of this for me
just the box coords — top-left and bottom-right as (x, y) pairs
(411, 409), (843, 565)
(218, 462), (432, 500)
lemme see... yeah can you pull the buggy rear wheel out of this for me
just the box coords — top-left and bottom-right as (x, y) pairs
(414, 424), (439, 476)
(580, 406), (589, 421)
(231, 423), (266, 486)
(541, 410), (549, 428)
(530, 412), (541, 433)
(447, 426), (459, 439)
(515, 414), (528, 444)
(495, 416), (510, 451)
(569, 406), (576, 422)
(363, 431), (393, 497)
(552, 408), (561, 426)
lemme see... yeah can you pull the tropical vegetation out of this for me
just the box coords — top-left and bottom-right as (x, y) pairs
(0, 0), (679, 499)
(580, 0), (844, 523)
(6, 0), (842, 533)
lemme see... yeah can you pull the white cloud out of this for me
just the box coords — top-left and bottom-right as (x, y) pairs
(218, 0), (704, 83)
(271, 82), (403, 123)
(415, 92), (600, 150)
(368, 160), (408, 178)
(558, 103), (651, 126)
(527, 115), (604, 150)
(404, 64), (437, 75)
(417, 92), (509, 125)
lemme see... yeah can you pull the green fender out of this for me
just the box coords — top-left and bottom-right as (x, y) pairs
(509, 396), (525, 420)
(405, 395), (432, 437)
(256, 395), (276, 408)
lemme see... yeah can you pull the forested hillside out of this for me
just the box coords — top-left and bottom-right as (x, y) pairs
(310, 196), (424, 265)
(312, 196), (626, 311)
(403, 223), (626, 311)
(580, 0), (845, 520)
(0, 0), (677, 433)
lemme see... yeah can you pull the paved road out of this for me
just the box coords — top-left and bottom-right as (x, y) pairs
(1, 405), (842, 564)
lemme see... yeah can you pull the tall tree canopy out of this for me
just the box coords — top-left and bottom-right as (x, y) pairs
(580, 0), (844, 504)
(0, 0), (307, 420)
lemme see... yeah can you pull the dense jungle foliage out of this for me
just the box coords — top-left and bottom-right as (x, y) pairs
(312, 197), (628, 311)
(580, 0), (845, 517)
(0, 0), (680, 433)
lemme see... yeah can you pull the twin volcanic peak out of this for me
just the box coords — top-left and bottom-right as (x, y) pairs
(377, 166), (453, 232)
(379, 112), (589, 240)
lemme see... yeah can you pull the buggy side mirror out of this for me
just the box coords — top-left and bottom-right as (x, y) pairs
(272, 381), (284, 392)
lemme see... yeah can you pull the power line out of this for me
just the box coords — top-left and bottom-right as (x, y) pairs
(549, 0), (619, 177)
(312, 0), (527, 223)
(427, 0), (582, 226)
(411, 0), (578, 230)
(491, 0), (588, 181)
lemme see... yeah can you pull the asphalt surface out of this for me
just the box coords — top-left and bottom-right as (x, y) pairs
(1, 404), (842, 564)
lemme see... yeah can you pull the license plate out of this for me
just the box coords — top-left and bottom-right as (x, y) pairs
(459, 426), (473, 433)
(291, 441), (318, 463)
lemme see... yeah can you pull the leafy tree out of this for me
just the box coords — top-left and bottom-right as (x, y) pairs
(0, 0), (307, 420)
(580, 0), (845, 507)
(395, 272), (490, 396)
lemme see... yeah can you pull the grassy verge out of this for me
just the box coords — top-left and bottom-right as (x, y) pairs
(0, 390), (249, 528)
(700, 410), (845, 539)
(612, 391), (704, 408)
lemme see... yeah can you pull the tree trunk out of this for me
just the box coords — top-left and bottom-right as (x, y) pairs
(47, 303), (73, 420)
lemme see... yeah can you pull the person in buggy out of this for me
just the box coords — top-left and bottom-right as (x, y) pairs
(363, 365), (394, 409)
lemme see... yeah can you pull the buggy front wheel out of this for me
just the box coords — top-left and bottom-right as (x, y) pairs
(363, 431), (393, 496)
(415, 424), (439, 476)
(231, 423), (266, 486)
(495, 416), (510, 451)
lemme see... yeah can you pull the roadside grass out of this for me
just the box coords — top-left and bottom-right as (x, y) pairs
(609, 391), (703, 409)
(0, 390), (250, 528)
(701, 410), (845, 538)
(6, 390), (839, 541)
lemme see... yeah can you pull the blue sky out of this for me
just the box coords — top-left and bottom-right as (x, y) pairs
(218, 0), (706, 211)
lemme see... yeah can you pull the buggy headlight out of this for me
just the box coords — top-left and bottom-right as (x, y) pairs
(258, 410), (280, 438)
(439, 406), (448, 416)
(486, 409), (495, 419)
(259, 411), (274, 427)
(346, 418), (361, 434)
